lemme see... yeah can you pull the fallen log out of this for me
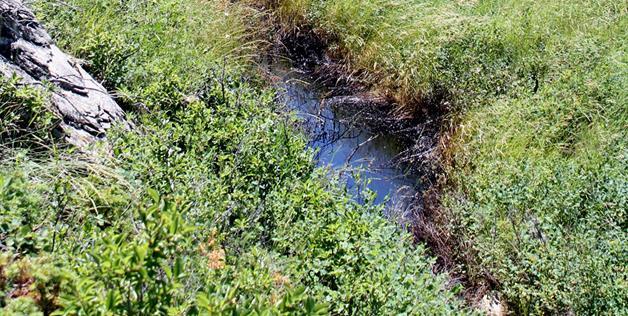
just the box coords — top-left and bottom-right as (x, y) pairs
(0, 0), (125, 147)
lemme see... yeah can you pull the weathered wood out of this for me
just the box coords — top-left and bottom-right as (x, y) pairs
(0, 0), (126, 147)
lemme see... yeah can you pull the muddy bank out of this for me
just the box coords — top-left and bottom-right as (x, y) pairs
(262, 25), (487, 303)
(267, 59), (418, 222)
(263, 27), (447, 225)
(275, 27), (445, 178)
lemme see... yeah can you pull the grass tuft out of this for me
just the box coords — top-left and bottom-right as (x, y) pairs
(270, 0), (628, 313)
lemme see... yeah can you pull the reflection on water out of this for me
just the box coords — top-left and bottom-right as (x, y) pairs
(271, 61), (420, 217)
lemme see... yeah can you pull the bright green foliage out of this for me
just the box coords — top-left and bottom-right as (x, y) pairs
(34, 0), (260, 110)
(265, 178), (461, 315)
(0, 0), (467, 314)
(273, 0), (627, 314)
(0, 77), (56, 149)
(59, 192), (192, 315)
(2, 297), (44, 316)
(0, 172), (49, 254)
(107, 72), (463, 314)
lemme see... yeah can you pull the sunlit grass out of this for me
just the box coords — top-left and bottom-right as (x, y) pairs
(34, 0), (265, 109)
(271, 0), (627, 313)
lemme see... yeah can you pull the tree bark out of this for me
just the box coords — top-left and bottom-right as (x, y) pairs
(0, 0), (126, 147)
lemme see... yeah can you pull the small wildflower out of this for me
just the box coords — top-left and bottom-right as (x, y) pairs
(207, 249), (226, 270)
(272, 271), (290, 288)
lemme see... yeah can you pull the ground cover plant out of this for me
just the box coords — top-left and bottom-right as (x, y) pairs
(267, 0), (627, 314)
(0, 0), (467, 314)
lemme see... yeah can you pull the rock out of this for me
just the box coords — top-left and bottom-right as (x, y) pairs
(0, 0), (126, 147)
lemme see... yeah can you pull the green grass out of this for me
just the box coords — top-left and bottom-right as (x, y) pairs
(270, 0), (627, 314)
(0, 0), (467, 314)
(0, 76), (56, 150)
(34, 0), (262, 109)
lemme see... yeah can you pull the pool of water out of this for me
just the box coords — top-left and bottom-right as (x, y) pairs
(271, 61), (421, 217)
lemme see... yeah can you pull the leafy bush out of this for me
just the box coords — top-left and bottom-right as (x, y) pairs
(0, 77), (57, 149)
(109, 72), (464, 314)
(0, 252), (69, 315)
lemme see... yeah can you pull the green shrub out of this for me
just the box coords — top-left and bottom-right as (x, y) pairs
(0, 77), (57, 149)
(0, 172), (47, 254)
(110, 72), (465, 314)
(0, 250), (70, 314)
(0, 163), (328, 314)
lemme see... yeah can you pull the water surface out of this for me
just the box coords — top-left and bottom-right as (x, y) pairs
(272, 62), (420, 218)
